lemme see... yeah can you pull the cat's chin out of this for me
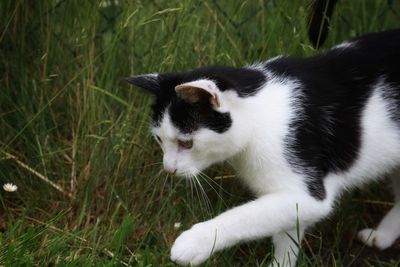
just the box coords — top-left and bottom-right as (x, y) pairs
(175, 167), (202, 179)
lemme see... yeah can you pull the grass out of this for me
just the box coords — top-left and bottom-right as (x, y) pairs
(1, 0), (400, 266)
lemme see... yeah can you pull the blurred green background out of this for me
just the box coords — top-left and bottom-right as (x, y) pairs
(1, 0), (400, 266)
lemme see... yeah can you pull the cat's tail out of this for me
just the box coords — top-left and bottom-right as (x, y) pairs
(308, 0), (338, 49)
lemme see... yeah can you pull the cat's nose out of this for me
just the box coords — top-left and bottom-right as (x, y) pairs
(163, 155), (177, 175)
(164, 166), (177, 175)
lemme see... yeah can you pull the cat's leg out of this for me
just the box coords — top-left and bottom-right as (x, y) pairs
(170, 191), (333, 266)
(358, 175), (400, 249)
(269, 227), (305, 267)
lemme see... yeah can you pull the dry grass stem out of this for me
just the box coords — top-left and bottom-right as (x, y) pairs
(3, 151), (73, 199)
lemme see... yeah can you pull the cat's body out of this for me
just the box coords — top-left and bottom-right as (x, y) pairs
(127, 29), (400, 266)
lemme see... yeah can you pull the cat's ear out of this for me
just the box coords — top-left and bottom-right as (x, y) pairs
(125, 74), (160, 95)
(175, 79), (220, 108)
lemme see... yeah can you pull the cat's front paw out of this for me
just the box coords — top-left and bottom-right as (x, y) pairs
(171, 223), (218, 266)
(358, 228), (394, 250)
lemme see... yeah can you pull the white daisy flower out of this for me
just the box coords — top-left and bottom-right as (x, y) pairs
(3, 183), (18, 192)
(174, 222), (182, 229)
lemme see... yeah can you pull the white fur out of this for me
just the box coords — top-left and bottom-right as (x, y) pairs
(357, 172), (400, 250)
(152, 75), (400, 266)
(333, 41), (356, 50)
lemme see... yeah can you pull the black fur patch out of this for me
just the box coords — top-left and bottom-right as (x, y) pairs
(268, 29), (400, 200)
(169, 98), (232, 134)
(148, 65), (265, 133)
(308, 0), (338, 48)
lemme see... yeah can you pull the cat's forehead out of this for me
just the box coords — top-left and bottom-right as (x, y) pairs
(152, 99), (232, 138)
(152, 112), (181, 139)
(151, 97), (232, 137)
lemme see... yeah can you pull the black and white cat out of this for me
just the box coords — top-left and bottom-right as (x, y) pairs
(126, 29), (400, 266)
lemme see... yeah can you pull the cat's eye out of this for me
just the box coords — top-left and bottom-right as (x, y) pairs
(155, 135), (162, 144)
(178, 139), (193, 149)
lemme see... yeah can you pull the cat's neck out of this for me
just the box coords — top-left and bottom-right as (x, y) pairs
(228, 77), (302, 195)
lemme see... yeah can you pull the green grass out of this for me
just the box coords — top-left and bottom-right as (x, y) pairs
(1, 0), (400, 266)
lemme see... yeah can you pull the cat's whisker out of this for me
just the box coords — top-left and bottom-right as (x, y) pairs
(226, 160), (236, 170)
(140, 161), (164, 186)
(179, 169), (198, 209)
(183, 171), (194, 206)
(193, 174), (212, 215)
(191, 174), (207, 214)
(198, 171), (236, 198)
(189, 175), (195, 205)
(197, 172), (227, 206)
(147, 168), (164, 187)
(151, 161), (164, 165)
(136, 161), (163, 169)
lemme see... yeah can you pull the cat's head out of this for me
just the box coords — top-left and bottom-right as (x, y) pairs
(126, 65), (265, 178)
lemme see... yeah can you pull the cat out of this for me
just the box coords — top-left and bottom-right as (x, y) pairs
(308, 0), (338, 48)
(126, 29), (400, 266)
